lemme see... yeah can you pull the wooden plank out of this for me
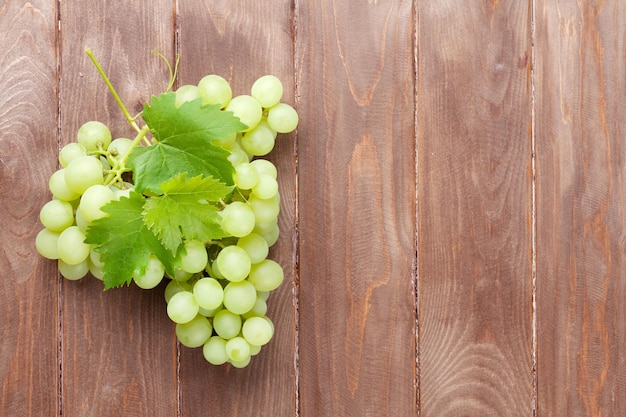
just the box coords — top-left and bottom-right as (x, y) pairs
(0, 1), (59, 416)
(176, 2), (297, 416)
(417, 1), (533, 415)
(58, 2), (178, 415)
(296, 1), (417, 415)
(535, 0), (626, 415)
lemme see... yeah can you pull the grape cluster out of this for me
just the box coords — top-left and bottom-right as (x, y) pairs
(35, 73), (297, 368)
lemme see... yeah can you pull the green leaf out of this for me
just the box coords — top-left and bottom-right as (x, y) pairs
(143, 173), (231, 254)
(128, 93), (245, 194)
(84, 191), (175, 289)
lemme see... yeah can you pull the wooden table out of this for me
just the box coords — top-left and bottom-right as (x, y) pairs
(2, 1), (624, 416)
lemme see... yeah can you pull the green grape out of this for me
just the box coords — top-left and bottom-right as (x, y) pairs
(179, 239), (208, 274)
(197, 74), (232, 108)
(229, 355), (252, 368)
(167, 290), (199, 324)
(35, 228), (60, 260)
(251, 174), (279, 199)
(216, 245), (251, 282)
(212, 309), (242, 339)
(89, 250), (105, 269)
(106, 138), (133, 165)
(78, 184), (115, 222)
(227, 142), (251, 167)
(250, 159), (277, 179)
(164, 279), (192, 303)
(248, 194), (280, 224)
(233, 162), (259, 190)
(111, 182), (134, 200)
(242, 316), (274, 346)
(213, 132), (237, 148)
(77, 120), (112, 152)
(175, 84), (200, 107)
(241, 122), (276, 156)
(74, 208), (89, 233)
(175, 314), (213, 348)
(59, 143), (87, 168)
(249, 343), (262, 356)
(192, 277), (224, 310)
(267, 102), (299, 133)
(257, 291), (270, 301)
(221, 201), (255, 238)
(203, 336), (229, 365)
(250, 75), (283, 108)
(260, 223), (280, 247)
(253, 219), (278, 235)
(49, 169), (81, 202)
(170, 268), (193, 282)
(57, 226), (90, 265)
(225, 336), (251, 363)
(88, 258), (104, 280)
(134, 254), (165, 289)
(242, 297), (268, 319)
(64, 155), (104, 195)
(248, 259), (284, 292)
(223, 280), (257, 315)
(198, 305), (222, 318)
(209, 259), (225, 280)
(99, 155), (111, 170)
(226, 95), (262, 132)
(236, 233), (269, 264)
(39, 199), (74, 232)
(58, 258), (89, 281)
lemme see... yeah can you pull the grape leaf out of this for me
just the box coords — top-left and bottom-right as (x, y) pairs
(128, 92), (245, 194)
(143, 173), (231, 254)
(84, 191), (175, 289)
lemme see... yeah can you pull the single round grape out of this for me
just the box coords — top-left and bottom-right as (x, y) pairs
(226, 95), (263, 132)
(59, 143), (87, 168)
(79, 184), (115, 222)
(223, 280), (257, 315)
(77, 120), (112, 152)
(164, 280), (192, 303)
(251, 174), (279, 199)
(89, 250), (105, 269)
(242, 297), (268, 319)
(251, 75), (283, 108)
(49, 169), (80, 202)
(242, 316), (274, 346)
(39, 199), (74, 232)
(35, 228), (61, 260)
(175, 315), (213, 348)
(198, 305), (222, 318)
(179, 239), (208, 274)
(213, 132), (237, 148)
(107, 138), (133, 165)
(74, 208), (89, 233)
(249, 343), (262, 356)
(253, 219), (278, 235)
(248, 194), (280, 224)
(88, 258), (104, 280)
(198, 74), (232, 108)
(241, 123), (276, 156)
(175, 84), (200, 107)
(215, 245), (252, 282)
(236, 233), (269, 264)
(170, 268), (193, 282)
(267, 103), (299, 133)
(64, 155), (104, 195)
(250, 159), (277, 179)
(221, 201), (255, 238)
(193, 277), (224, 310)
(260, 223), (280, 247)
(227, 143), (251, 167)
(58, 258), (89, 281)
(225, 336), (251, 363)
(233, 162), (259, 190)
(167, 291), (199, 324)
(134, 255), (165, 289)
(229, 356), (252, 368)
(203, 336), (229, 365)
(57, 226), (90, 265)
(212, 309), (242, 339)
(248, 259), (284, 292)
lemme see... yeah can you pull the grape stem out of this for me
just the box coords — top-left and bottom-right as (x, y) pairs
(103, 125), (150, 186)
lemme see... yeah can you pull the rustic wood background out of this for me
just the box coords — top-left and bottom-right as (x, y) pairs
(1, 0), (625, 416)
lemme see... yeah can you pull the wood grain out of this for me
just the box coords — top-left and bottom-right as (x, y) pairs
(296, 1), (417, 415)
(58, 1), (177, 415)
(535, 0), (626, 415)
(0, 1), (59, 415)
(417, 1), (533, 415)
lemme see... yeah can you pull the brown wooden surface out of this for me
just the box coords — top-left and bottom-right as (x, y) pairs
(1, 1), (625, 416)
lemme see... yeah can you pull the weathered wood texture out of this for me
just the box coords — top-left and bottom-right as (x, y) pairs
(535, 0), (626, 415)
(1, 0), (626, 416)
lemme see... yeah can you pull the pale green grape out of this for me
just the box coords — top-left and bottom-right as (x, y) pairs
(179, 239), (208, 274)
(251, 174), (279, 199)
(213, 132), (237, 148)
(233, 162), (259, 190)
(242, 316), (274, 346)
(175, 84), (200, 107)
(249, 343), (262, 356)
(257, 291), (270, 301)
(248, 259), (284, 292)
(225, 336), (251, 363)
(175, 314), (213, 348)
(107, 138), (133, 165)
(79, 184), (115, 222)
(99, 155), (111, 170)
(267, 103), (299, 133)
(197, 74), (232, 108)
(35, 228), (60, 260)
(236, 233), (268, 264)
(242, 297), (268, 319)
(39, 199), (74, 232)
(49, 169), (80, 202)
(89, 249), (105, 269)
(134, 255), (165, 289)
(221, 201), (255, 238)
(241, 122), (276, 156)
(229, 356), (252, 368)
(64, 155), (104, 194)
(57, 226), (90, 265)
(171, 268), (193, 282)
(166, 290), (199, 324)
(198, 305), (222, 318)
(209, 260), (225, 280)
(77, 120), (112, 152)
(192, 277), (224, 310)
(250, 159), (277, 179)
(223, 280), (257, 315)
(212, 309), (242, 339)
(164, 279), (192, 303)
(216, 245), (251, 282)
(226, 95), (262, 132)
(111, 182), (134, 200)
(248, 194), (280, 224)
(227, 142), (251, 167)
(88, 258), (104, 280)
(59, 143), (87, 168)
(250, 75), (283, 108)
(203, 336), (229, 365)
(58, 258), (89, 281)
(252, 219), (278, 235)
(260, 223), (280, 247)
(74, 208), (89, 233)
